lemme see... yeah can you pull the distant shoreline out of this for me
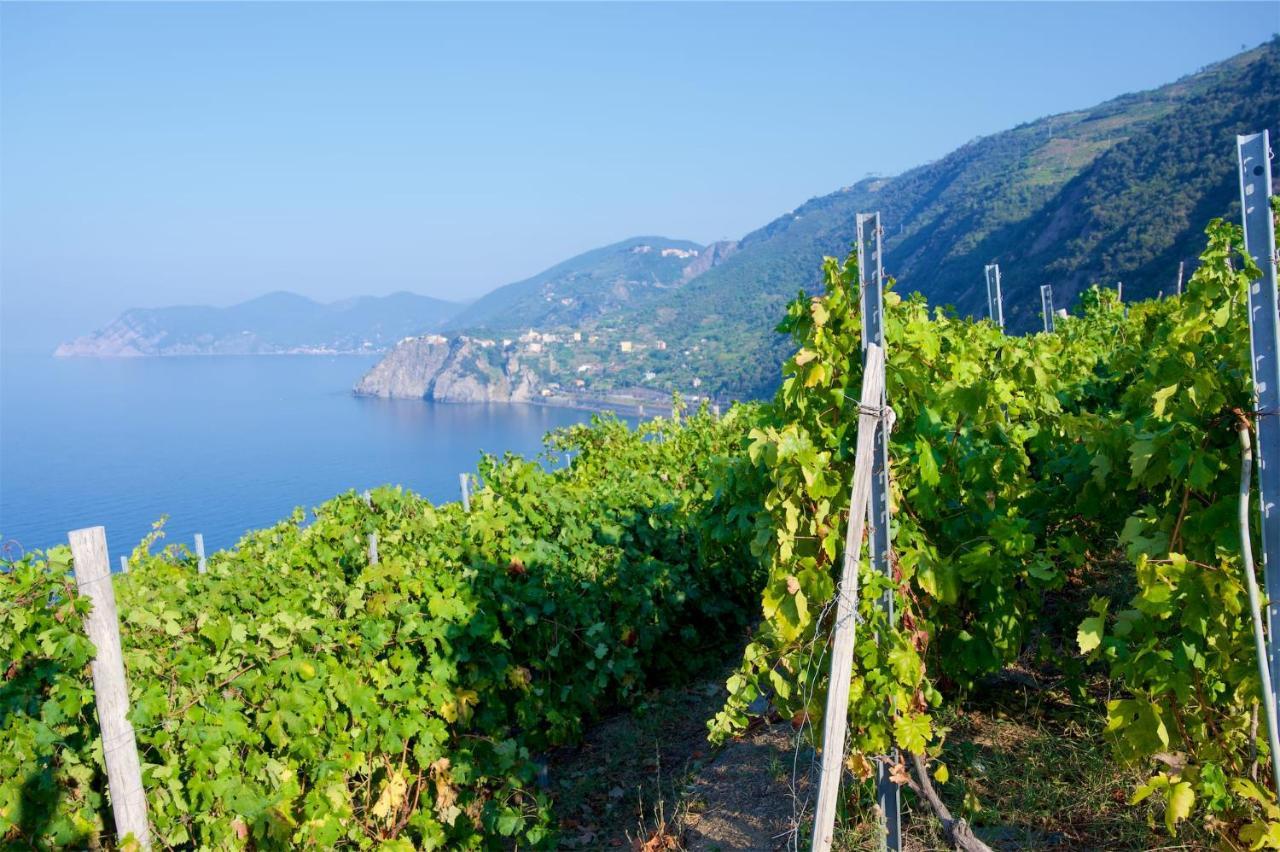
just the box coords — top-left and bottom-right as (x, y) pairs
(52, 349), (388, 359)
(354, 388), (737, 419)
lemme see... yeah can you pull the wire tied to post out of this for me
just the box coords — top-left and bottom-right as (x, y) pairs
(857, 402), (897, 434)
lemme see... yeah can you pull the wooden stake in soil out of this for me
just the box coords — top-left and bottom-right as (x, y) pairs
(459, 473), (471, 513)
(811, 343), (886, 852)
(194, 533), (207, 574)
(69, 526), (151, 849)
(368, 532), (379, 566)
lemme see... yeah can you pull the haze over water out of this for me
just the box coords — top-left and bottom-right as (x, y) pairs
(0, 355), (610, 557)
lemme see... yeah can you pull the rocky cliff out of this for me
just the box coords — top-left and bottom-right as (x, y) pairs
(353, 336), (541, 403)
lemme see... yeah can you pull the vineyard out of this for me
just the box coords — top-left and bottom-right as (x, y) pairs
(5, 201), (1280, 849)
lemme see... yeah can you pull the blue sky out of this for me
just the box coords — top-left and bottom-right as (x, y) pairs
(2, 2), (1276, 349)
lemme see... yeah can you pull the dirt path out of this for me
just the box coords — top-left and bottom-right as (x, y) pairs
(679, 721), (813, 851)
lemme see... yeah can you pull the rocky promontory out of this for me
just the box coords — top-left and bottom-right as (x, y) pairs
(353, 336), (541, 403)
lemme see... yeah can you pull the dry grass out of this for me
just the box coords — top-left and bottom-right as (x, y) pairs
(834, 679), (1214, 851)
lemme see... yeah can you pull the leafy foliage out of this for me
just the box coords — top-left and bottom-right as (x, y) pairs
(2, 407), (758, 848)
(707, 212), (1280, 844)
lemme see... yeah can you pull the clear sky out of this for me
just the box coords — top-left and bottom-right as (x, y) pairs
(2, 2), (1277, 351)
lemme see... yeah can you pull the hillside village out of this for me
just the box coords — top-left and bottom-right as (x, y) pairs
(366, 321), (720, 412)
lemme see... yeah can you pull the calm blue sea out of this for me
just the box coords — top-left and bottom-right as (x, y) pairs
(0, 354), (612, 558)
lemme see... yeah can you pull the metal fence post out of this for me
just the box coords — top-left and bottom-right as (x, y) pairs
(1041, 285), (1055, 333)
(984, 264), (1004, 330)
(856, 212), (901, 850)
(1238, 131), (1280, 726)
(69, 527), (151, 849)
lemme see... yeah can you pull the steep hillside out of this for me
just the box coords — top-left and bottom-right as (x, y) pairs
(443, 236), (729, 332)
(610, 39), (1279, 396)
(56, 291), (464, 357)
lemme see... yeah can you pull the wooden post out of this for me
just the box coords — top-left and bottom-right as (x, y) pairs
(811, 344), (886, 852)
(68, 527), (151, 849)
(459, 473), (471, 513)
(362, 489), (372, 507)
(194, 533), (207, 574)
(1117, 281), (1123, 302)
(712, 403), (721, 418)
(1177, 261), (1185, 296)
(119, 555), (128, 574)
(367, 532), (379, 565)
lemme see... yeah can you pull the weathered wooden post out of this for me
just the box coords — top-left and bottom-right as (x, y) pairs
(68, 527), (151, 849)
(459, 473), (471, 513)
(1176, 260), (1185, 296)
(362, 489), (372, 507)
(983, 264), (1004, 330)
(193, 533), (207, 574)
(856, 211), (901, 849)
(811, 344), (886, 852)
(1238, 130), (1280, 726)
(367, 532), (379, 566)
(712, 402), (721, 418)
(1040, 285), (1055, 333)
(119, 554), (129, 574)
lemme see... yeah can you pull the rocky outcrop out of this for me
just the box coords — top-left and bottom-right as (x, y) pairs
(680, 239), (739, 282)
(354, 337), (542, 402)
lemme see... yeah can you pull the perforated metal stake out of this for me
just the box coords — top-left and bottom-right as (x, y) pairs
(1238, 131), (1280, 719)
(856, 212), (901, 852)
(984, 264), (1004, 330)
(1041, 284), (1055, 333)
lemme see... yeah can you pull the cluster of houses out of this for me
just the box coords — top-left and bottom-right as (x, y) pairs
(402, 327), (706, 393)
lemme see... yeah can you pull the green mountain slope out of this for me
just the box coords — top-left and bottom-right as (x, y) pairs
(612, 39), (1280, 397)
(444, 236), (716, 332)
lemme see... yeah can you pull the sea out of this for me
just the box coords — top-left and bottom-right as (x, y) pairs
(0, 353), (618, 560)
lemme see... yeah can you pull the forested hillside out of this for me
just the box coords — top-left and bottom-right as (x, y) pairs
(442, 237), (718, 333)
(608, 39), (1279, 397)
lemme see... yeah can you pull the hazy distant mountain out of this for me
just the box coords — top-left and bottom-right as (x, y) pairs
(360, 39), (1279, 405)
(55, 291), (464, 357)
